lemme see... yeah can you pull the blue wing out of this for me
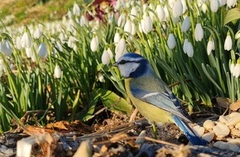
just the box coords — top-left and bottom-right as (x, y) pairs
(130, 75), (191, 122)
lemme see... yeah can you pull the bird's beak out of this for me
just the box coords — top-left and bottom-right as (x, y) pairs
(113, 62), (118, 67)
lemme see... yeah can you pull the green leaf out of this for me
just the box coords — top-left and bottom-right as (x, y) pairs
(99, 89), (132, 115)
(224, 8), (240, 25)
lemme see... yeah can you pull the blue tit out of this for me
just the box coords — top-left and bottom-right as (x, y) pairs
(114, 53), (207, 145)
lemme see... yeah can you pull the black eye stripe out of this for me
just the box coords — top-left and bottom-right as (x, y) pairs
(118, 59), (142, 65)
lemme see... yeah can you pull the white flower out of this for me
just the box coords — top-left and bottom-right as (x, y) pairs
(155, 5), (165, 21)
(67, 10), (73, 19)
(130, 6), (138, 20)
(207, 38), (215, 55)
(131, 22), (136, 35)
(201, 3), (208, 13)
(194, 23), (204, 41)
(102, 49), (111, 65)
(224, 33), (232, 51)
(0, 40), (12, 56)
(25, 47), (33, 58)
(37, 43), (48, 58)
(117, 14), (126, 27)
(233, 61), (240, 78)
(114, 32), (121, 44)
(90, 35), (99, 52)
(115, 38), (127, 61)
(80, 15), (87, 26)
(21, 32), (32, 48)
(181, 16), (190, 33)
(218, 0), (227, 6)
(73, 3), (80, 16)
(227, 0), (237, 8)
(54, 64), (62, 79)
(140, 13), (153, 34)
(173, 0), (183, 18)
(33, 27), (42, 39)
(210, 0), (219, 12)
(67, 36), (78, 48)
(97, 72), (105, 83)
(124, 19), (132, 34)
(183, 39), (194, 57)
(167, 33), (176, 49)
(235, 30), (240, 39)
(230, 62), (235, 74)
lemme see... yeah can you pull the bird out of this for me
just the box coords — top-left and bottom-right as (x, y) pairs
(114, 53), (207, 145)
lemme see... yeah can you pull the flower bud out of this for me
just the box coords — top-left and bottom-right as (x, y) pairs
(194, 23), (204, 41)
(207, 38), (215, 55)
(173, 0), (183, 18)
(0, 40), (12, 56)
(54, 64), (62, 79)
(140, 13), (153, 34)
(90, 35), (99, 52)
(181, 16), (190, 33)
(37, 43), (48, 58)
(210, 0), (219, 12)
(224, 33), (232, 51)
(115, 38), (126, 61)
(73, 3), (80, 16)
(167, 33), (176, 49)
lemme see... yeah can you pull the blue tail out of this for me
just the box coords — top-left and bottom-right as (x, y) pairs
(173, 116), (208, 145)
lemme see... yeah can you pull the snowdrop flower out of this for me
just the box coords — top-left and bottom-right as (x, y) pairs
(33, 27), (42, 39)
(173, 0), (183, 18)
(233, 60), (240, 78)
(21, 32), (32, 48)
(54, 64), (62, 79)
(210, 0), (219, 12)
(117, 13), (126, 27)
(115, 38), (127, 61)
(218, 0), (227, 6)
(68, 36), (78, 49)
(207, 38), (215, 55)
(130, 6), (138, 20)
(25, 47), (33, 58)
(114, 32), (121, 44)
(181, 16), (190, 33)
(155, 5), (165, 21)
(201, 3), (208, 13)
(80, 15), (87, 26)
(224, 33), (232, 51)
(0, 40), (12, 56)
(235, 30), (240, 39)
(124, 19), (132, 34)
(131, 22), (136, 35)
(194, 23), (204, 41)
(67, 10), (73, 19)
(183, 39), (194, 57)
(102, 49), (112, 65)
(227, 0), (237, 8)
(167, 33), (176, 49)
(37, 43), (48, 58)
(230, 62), (235, 74)
(90, 35), (99, 52)
(15, 36), (22, 50)
(73, 3), (80, 16)
(140, 13), (153, 34)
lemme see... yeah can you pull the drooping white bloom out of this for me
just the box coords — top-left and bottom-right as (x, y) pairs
(0, 40), (12, 56)
(194, 23), (204, 41)
(33, 27), (42, 39)
(140, 13), (153, 34)
(227, 0), (237, 8)
(210, 0), (219, 12)
(173, 0), (183, 18)
(54, 64), (62, 79)
(117, 13), (126, 27)
(21, 32), (32, 48)
(167, 33), (176, 49)
(183, 39), (194, 57)
(102, 49), (111, 65)
(25, 47), (33, 58)
(37, 43), (48, 58)
(233, 60), (240, 78)
(181, 16), (190, 33)
(67, 36), (78, 49)
(15, 36), (22, 50)
(90, 35), (99, 52)
(218, 0), (227, 6)
(130, 6), (138, 20)
(201, 3), (208, 13)
(73, 3), (80, 16)
(224, 33), (232, 51)
(80, 15), (88, 26)
(155, 5), (165, 21)
(124, 19), (132, 34)
(230, 62), (235, 74)
(115, 38), (127, 61)
(114, 32), (121, 44)
(235, 30), (240, 39)
(67, 10), (73, 19)
(131, 22), (136, 35)
(207, 38), (215, 55)
(97, 72), (105, 83)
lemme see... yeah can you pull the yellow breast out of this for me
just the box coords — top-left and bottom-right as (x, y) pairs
(125, 79), (174, 123)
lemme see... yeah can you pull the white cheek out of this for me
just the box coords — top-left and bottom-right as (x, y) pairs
(119, 63), (140, 77)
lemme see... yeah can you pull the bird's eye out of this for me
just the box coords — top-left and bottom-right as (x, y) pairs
(118, 60), (127, 65)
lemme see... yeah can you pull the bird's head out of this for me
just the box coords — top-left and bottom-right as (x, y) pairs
(114, 53), (151, 78)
